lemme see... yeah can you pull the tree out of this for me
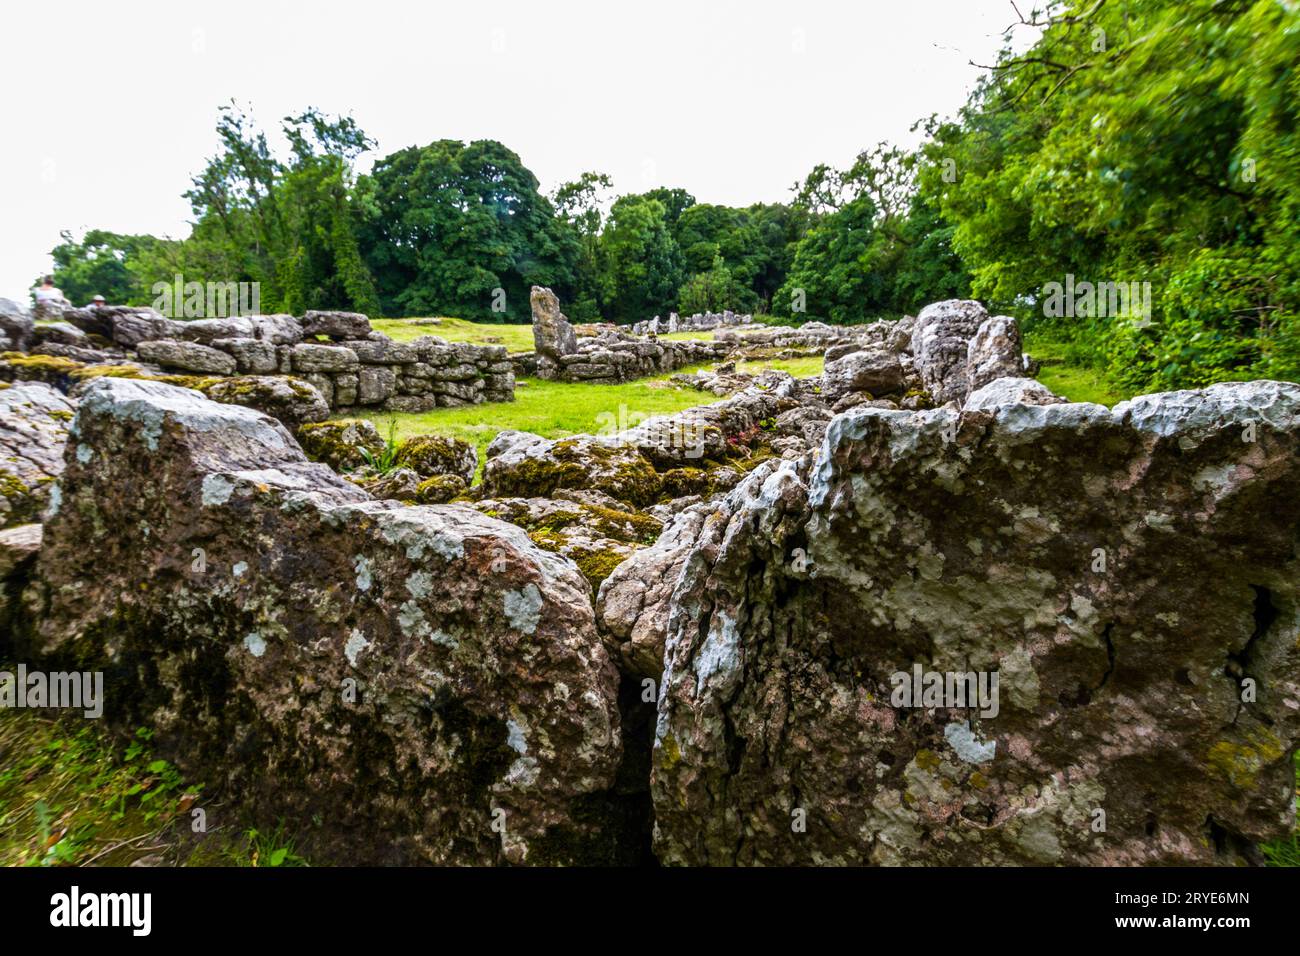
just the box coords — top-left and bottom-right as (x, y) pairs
(551, 172), (614, 321)
(358, 139), (577, 321)
(47, 230), (168, 305)
(598, 195), (683, 323)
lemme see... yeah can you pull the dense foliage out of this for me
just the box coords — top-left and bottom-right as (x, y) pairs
(48, 0), (1299, 390)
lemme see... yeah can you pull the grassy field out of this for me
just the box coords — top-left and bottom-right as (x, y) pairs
(370, 317), (537, 352)
(1023, 333), (1131, 406)
(358, 354), (824, 476)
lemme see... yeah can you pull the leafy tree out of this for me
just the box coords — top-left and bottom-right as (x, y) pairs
(47, 230), (168, 305)
(358, 139), (577, 321)
(551, 172), (614, 321)
(598, 195), (683, 322)
(933, 0), (1300, 388)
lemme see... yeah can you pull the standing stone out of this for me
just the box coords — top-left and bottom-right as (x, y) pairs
(966, 315), (1025, 394)
(910, 299), (989, 405)
(530, 286), (577, 380)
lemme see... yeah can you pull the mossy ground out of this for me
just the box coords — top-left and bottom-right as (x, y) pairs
(0, 707), (306, 867)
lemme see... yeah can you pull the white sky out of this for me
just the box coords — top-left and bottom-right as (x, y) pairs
(0, 0), (1033, 303)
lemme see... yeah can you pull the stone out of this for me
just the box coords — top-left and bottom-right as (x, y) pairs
(821, 348), (905, 400)
(357, 365), (397, 404)
(966, 315), (1025, 393)
(301, 310), (372, 340)
(201, 375), (330, 428)
(31, 322), (88, 347)
(104, 307), (176, 348)
(964, 376), (1066, 411)
(909, 298), (988, 405)
(290, 343), (360, 373)
(0, 383), (75, 528)
(296, 418), (385, 472)
(0, 522), (42, 581)
(597, 502), (711, 679)
(136, 339), (237, 375)
(530, 286), (577, 378)
(173, 317), (256, 344)
(249, 314), (305, 345)
(19, 377), (628, 865)
(395, 435), (477, 484)
(211, 337), (279, 374)
(483, 432), (662, 507)
(0, 298), (36, 351)
(651, 381), (1300, 865)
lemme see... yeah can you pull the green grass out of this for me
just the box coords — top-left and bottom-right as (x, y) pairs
(657, 330), (718, 342)
(369, 317), (537, 352)
(1023, 333), (1132, 406)
(0, 706), (309, 867)
(357, 355), (825, 478)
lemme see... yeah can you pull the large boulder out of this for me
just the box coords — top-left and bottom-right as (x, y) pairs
(20, 378), (630, 865)
(0, 383), (75, 528)
(910, 299), (988, 405)
(297, 418), (385, 472)
(820, 348), (905, 401)
(651, 382), (1300, 865)
(394, 434), (478, 484)
(530, 286), (577, 379)
(202, 375), (329, 428)
(482, 431), (662, 507)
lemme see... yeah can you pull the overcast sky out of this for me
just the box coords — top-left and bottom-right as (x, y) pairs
(0, 0), (1033, 303)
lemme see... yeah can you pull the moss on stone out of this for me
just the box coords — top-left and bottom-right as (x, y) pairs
(414, 475), (467, 504)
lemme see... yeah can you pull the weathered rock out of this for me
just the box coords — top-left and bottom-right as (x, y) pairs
(0, 383), (75, 528)
(910, 299), (988, 405)
(173, 317), (256, 344)
(821, 348), (905, 400)
(136, 339), (237, 375)
(0, 298), (35, 351)
(290, 343), (360, 373)
(651, 381), (1300, 865)
(597, 502), (713, 679)
(414, 474), (468, 504)
(202, 375), (330, 428)
(21, 377), (629, 865)
(530, 286), (577, 379)
(0, 522), (42, 580)
(296, 418), (385, 472)
(301, 310), (371, 340)
(483, 432), (662, 507)
(349, 466), (424, 501)
(964, 376), (1066, 411)
(471, 495), (661, 593)
(967, 315), (1025, 393)
(357, 366), (397, 405)
(211, 337), (279, 374)
(395, 435), (477, 484)
(31, 322), (88, 348)
(99, 307), (175, 348)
